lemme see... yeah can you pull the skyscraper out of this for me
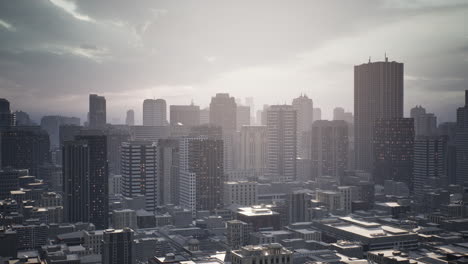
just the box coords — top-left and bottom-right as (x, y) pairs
(312, 108), (321, 122)
(333, 107), (354, 124)
(125, 109), (135, 126)
(373, 118), (414, 188)
(239, 126), (267, 174)
(89, 94), (107, 128)
(209, 93), (237, 131)
(179, 137), (224, 216)
(102, 228), (135, 264)
(170, 104), (200, 127)
(1, 126), (50, 176)
(311, 120), (349, 179)
(266, 105), (297, 181)
(413, 136), (448, 198)
(354, 57), (404, 172)
(455, 90), (468, 185)
(236, 105), (251, 131)
(143, 99), (167, 126)
(121, 141), (158, 211)
(41, 115), (80, 148)
(410, 105), (437, 137)
(0, 98), (15, 128)
(292, 94), (313, 158)
(63, 134), (108, 229)
(158, 139), (180, 205)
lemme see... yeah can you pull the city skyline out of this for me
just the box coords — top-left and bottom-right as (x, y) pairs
(0, 1), (467, 123)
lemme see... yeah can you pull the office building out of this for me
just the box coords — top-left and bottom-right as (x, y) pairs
(126, 109), (135, 126)
(209, 93), (237, 131)
(354, 57), (404, 171)
(224, 181), (258, 206)
(130, 125), (170, 142)
(179, 137), (224, 216)
(63, 134), (108, 229)
(410, 105), (437, 137)
(292, 94), (313, 158)
(143, 99), (167, 126)
(239, 126), (267, 174)
(311, 120), (349, 179)
(199, 107), (210, 125)
(413, 136), (448, 198)
(456, 90), (468, 185)
(121, 141), (159, 211)
(236, 105), (251, 131)
(158, 139), (180, 205)
(312, 108), (322, 122)
(170, 104), (200, 127)
(40, 115), (80, 148)
(236, 205), (281, 231)
(266, 105), (297, 181)
(102, 228), (135, 264)
(226, 220), (251, 250)
(89, 94), (106, 128)
(112, 209), (137, 229)
(333, 107), (353, 124)
(288, 189), (313, 223)
(0, 168), (28, 199)
(0, 98), (15, 128)
(231, 244), (292, 264)
(1, 126), (50, 176)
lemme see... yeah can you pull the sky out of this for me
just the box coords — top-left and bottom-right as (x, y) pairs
(0, 0), (467, 124)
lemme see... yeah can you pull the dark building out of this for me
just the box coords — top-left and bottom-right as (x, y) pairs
(209, 93), (237, 132)
(1, 126), (50, 176)
(89, 94), (106, 128)
(106, 127), (130, 174)
(158, 139), (180, 205)
(170, 104), (200, 127)
(41, 115), (80, 148)
(102, 228), (135, 264)
(373, 118), (414, 188)
(0, 228), (18, 258)
(0, 98), (15, 128)
(354, 57), (404, 172)
(63, 134), (108, 229)
(0, 168), (28, 199)
(288, 190), (313, 224)
(456, 90), (468, 185)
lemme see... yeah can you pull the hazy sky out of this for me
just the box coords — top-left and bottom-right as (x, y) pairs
(0, 0), (467, 124)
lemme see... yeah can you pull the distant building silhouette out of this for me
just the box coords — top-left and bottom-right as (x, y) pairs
(143, 99), (167, 126)
(89, 94), (106, 128)
(125, 109), (135, 126)
(236, 105), (251, 131)
(0, 98), (15, 128)
(292, 94), (313, 159)
(456, 90), (468, 185)
(312, 108), (321, 122)
(170, 104), (200, 127)
(410, 105), (437, 137)
(354, 57), (404, 172)
(209, 93), (237, 131)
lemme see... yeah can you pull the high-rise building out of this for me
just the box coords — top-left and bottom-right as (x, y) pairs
(0, 168), (28, 199)
(226, 220), (251, 250)
(170, 104), (200, 127)
(266, 105), (297, 181)
(373, 118), (414, 187)
(129, 125), (170, 142)
(106, 127), (130, 174)
(143, 99), (167, 126)
(63, 134), (108, 229)
(41, 116), (80, 148)
(354, 57), (404, 171)
(0, 98), (15, 128)
(288, 189), (313, 223)
(158, 139), (180, 206)
(126, 110), (135, 126)
(333, 107), (354, 124)
(456, 90), (468, 185)
(312, 108), (322, 122)
(121, 141), (158, 211)
(102, 228), (135, 264)
(209, 93), (237, 131)
(224, 181), (258, 206)
(410, 106), (437, 137)
(112, 209), (137, 229)
(311, 120), (349, 179)
(292, 94), (313, 158)
(89, 94), (106, 128)
(179, 137), (224, 216)
(231, 244), (292, 264)
(413, 136), (448, 198)
(236, 105), (251, 131)
(199, 107), (210, 125)
(239, 126), (267, 174)
(1, 126), (50, 176)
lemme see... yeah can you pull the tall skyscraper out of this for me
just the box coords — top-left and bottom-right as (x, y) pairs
(121, 141), (158, 211)
(143, 99), (167, 126)
(236, 105), (251, 131)
(170, 104), (200, 127)
(179, 137), (224, 216)
(333, 107), (354, 124)
(312, 108), (321, 122)
(410, 106), (437, 137)
(413, 136), (448, 198)
(354, 57), (404, 172)
(0, 98), (15, 128)
(199, 107), (210, 125)
(311, 120), (349, 179)
(239, 126), (267, 174)
(1, 126), (50, 176)
(292, 94), (313, 158)
(267, 105), (297, 181)
(89, 94), (106, 128)
(209, 93), (237, 131)
(125, 109), (135, 126)
(63, 134), (108, 229)
(158, 139), (180, 205)
(455, 90), (468, 185)
(373, 118), (414, 188)
(102, 228), (135, 264)
(41, 115), (80, 148)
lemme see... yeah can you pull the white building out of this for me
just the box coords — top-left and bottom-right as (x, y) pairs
(143, 99), (167, 126)
(224, 181), (258, 206)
